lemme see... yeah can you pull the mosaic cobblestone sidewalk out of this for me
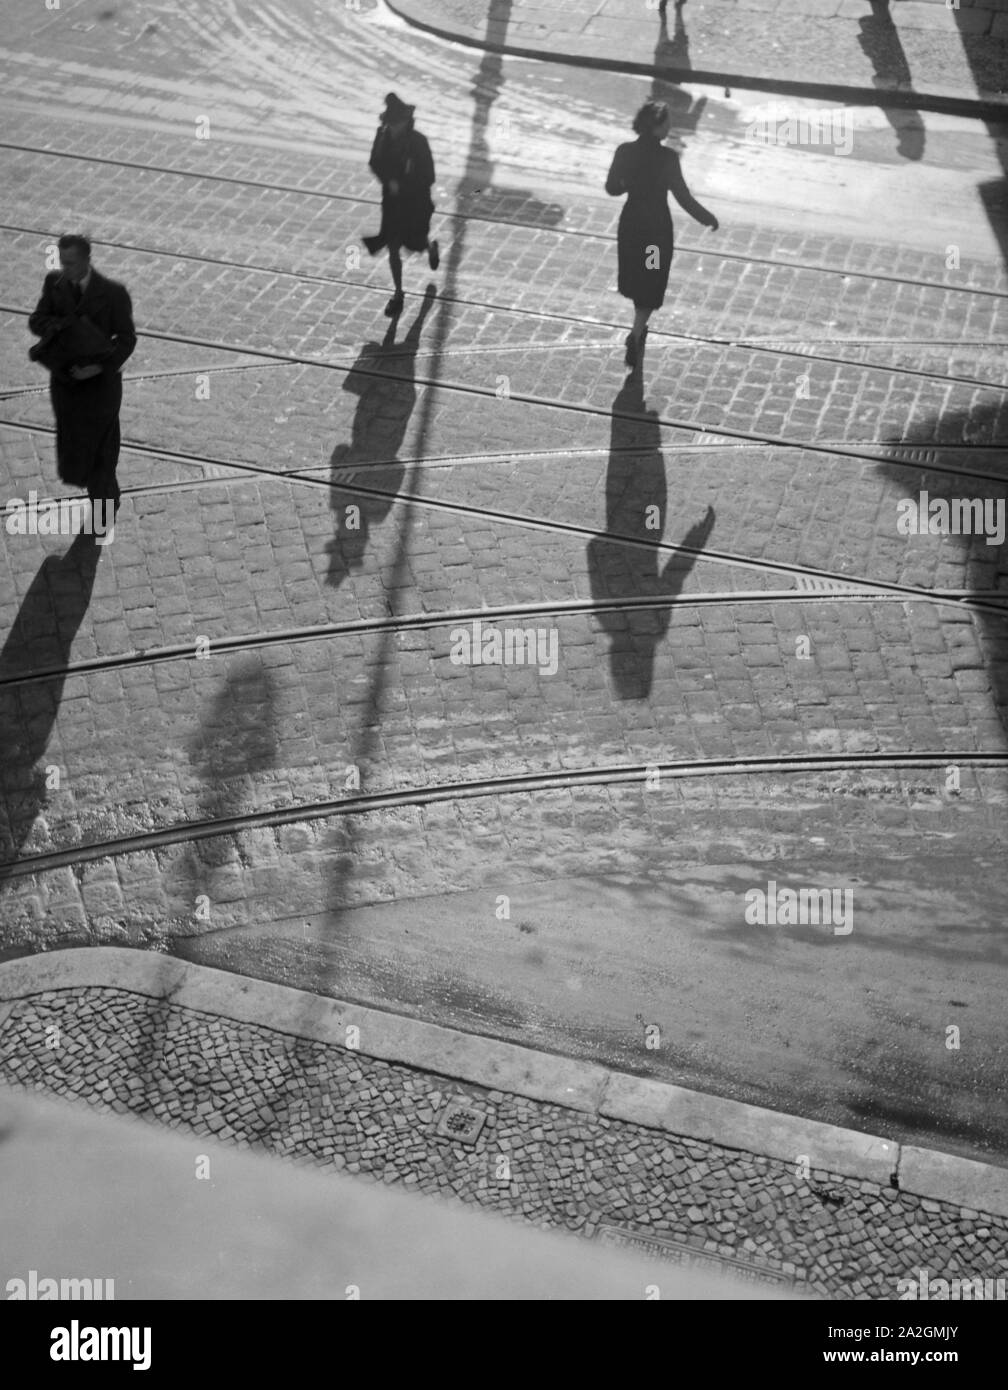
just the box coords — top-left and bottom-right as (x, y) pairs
(1, 982), (1005, 1299)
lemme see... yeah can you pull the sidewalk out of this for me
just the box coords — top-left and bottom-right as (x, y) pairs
(3, 1086), (747, 1299)
(2, 949), (1007, 1298)
(2, 10), (1008, 1301)
(387, 0), (1008, 112)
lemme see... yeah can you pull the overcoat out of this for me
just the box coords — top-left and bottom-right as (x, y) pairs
(28, 269), (136, 487)
(605, 138), (714, 310)
(367, 124), (435, 253)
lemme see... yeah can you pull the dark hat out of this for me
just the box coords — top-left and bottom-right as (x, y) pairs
(383, 91), (415, 122)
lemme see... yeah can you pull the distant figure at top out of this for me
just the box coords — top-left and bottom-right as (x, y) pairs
(363, 92), (440, 319)
(605, 100), (718, 371)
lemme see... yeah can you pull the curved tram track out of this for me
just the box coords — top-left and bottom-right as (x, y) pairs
(1, 142), (1006, 888)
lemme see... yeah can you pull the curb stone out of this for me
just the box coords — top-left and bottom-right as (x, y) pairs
(384, 0), (1008, 121)
(2, 948), (1007, 1219)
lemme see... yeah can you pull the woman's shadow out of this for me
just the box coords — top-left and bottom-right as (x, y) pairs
(0, 531), (101, 890)
(856, 0), (925, 160)
(326, 285), (437, 590)
(587, 379), (715, 699)
(653, 0), (707, 139)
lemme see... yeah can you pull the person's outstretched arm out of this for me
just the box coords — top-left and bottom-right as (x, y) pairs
(667, 150), (718, 227)
(605, 145), (628, 196)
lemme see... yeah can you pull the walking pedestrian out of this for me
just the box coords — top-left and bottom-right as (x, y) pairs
(28, 234), (136, 524)
(363, 92), (439, 318)
(605, 100), (718, 370)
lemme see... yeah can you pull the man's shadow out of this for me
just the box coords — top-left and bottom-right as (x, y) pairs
(0, 531), (101, 890)
(326, 285), (437, 591)
(182, 658), (278, 877)
(587, 379), (716, 699)
(856, 0), (925, 160)
(653, 0), (707, 141)
(876, 401), (1008, 739)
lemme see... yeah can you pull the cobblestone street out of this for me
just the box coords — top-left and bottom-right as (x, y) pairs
(1, 0), (1007, 1303)
(3, 975), (1006, 1300)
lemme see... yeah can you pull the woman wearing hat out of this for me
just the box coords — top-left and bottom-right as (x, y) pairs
(364, 93), (439, 317)
(605, 100), (718, 369)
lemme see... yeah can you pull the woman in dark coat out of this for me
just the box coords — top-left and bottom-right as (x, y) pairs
(363, 92), (439, 318)
(605, 100), (718, 369)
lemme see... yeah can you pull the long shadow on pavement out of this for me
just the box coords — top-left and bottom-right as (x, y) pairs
(846, 393), (1008, 1155)
(855, 0), (926, 160)
(326, 286), (437, 591)
(184, 657), (279, 874)
(652, 0), (707, 142)
(311, 0), (563, 1022)
(0, 531), (101, 897)
(949, 3), (1008, 275)
(875, 399), (1008, 742)
(162, 655), (279, 975)
(452, 3), (565, 232)
(588, 378), (715, 699)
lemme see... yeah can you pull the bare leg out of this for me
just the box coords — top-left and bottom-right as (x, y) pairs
(385, 241), (405, 316)
(389, 242), (403, 296)
(625, 306), (652, 369)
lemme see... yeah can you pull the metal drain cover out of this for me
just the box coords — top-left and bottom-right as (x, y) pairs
(434, 1101), (488, 1146)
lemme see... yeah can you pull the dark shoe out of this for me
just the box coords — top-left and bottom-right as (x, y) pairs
(427, 239), (440, 271)
(624, 332), (639, 369)
(385, 292), (405, 318)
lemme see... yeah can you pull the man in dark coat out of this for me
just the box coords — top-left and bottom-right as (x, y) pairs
(28, 233), (137, 519)
(363, 92), (439, 318)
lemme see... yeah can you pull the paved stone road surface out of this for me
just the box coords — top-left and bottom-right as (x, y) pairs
(3, 984), (1006, 1299)
(0, 0), (1007, 1232)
